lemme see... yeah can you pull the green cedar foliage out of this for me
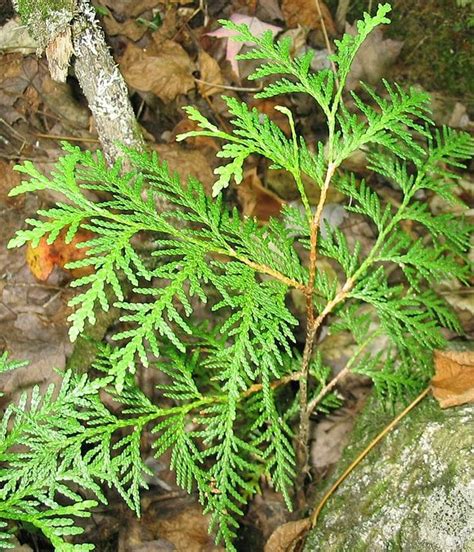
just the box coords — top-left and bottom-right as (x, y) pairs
(2, 4), (473, 550)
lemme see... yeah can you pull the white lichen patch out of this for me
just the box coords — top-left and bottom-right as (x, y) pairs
(419, 482), (474, 551)
(69, 0), (145, 161)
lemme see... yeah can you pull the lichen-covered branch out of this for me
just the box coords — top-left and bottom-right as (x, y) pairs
(13, 0), (145, 162)
(72, 0), (144, 161)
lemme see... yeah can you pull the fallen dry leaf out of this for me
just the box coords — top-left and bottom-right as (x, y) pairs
(26, 229), (95, 282)
(281, 0), (336, 35)
(0, 54), (37, 125)
(250, 98), (291, 135)
(264, 518), (310, 552)
(207, 14), (281, 77)
(257, 0), (284, 21)
(101, 0), (161, 17)
(345, 25), (403, 90)
(120, 501), (223, 552)
(153, 143), (215, 195)
(0, 17), (37, 54)
(197, 50), (224, 97)
(120, 39), (194, 103)
(431, 349), (474, 408)
(103, 15), (147, 41)
(238, 168), (284, 221)
(0, 160), (23, 207)
(155, 505), (224, 552)
(170, 118), (219, 152)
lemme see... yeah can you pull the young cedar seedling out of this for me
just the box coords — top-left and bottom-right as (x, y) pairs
(2, 4), (473, 550)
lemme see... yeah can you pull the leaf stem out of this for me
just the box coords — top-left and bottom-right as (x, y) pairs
(226, 247), (307, 291)
(306, 328), (383, 415)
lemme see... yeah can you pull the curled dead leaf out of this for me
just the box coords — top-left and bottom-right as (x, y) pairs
(431, 348), (474, 408)
(120, 40), (194, 103)
(26, 229), (95, 282)
(264, 518), (310, 552)
(282, 0), (336, 35)
(238, 168), (284, 221)
(103, 16), (147, 41)
(197, 50), (224, 97)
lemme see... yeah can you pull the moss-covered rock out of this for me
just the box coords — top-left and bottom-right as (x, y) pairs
(304, 397), (474, 551)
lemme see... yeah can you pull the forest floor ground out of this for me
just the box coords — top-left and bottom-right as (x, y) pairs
(0, 0), (472, 550)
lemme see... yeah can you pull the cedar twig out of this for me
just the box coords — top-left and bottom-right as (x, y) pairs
(227, 248), (307, 292)
(306, 329), (383, 415)
(35, 133), (100, 143)
(193, 77), (262, 93)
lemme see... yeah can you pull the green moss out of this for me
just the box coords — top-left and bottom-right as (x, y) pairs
(14, 0), (75, 50)
(326, 0), (474, 106)
(17, 0), (74, 21)
(364, 479), (390, 509)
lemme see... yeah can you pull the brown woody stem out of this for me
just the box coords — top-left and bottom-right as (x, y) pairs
(296, 160), (343, 504)
(242, 372), (303, 399)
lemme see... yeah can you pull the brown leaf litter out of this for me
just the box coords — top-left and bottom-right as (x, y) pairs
(431, 348), (474, 408)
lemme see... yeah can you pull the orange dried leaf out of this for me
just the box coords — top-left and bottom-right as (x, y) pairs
(26, 229), (95, 282)
(26, 238), (56, 281)
(431, 349), (474, 409)
(282, 0), (336, 35)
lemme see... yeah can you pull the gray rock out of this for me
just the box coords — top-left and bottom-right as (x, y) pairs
(304, 397), (474, 552)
